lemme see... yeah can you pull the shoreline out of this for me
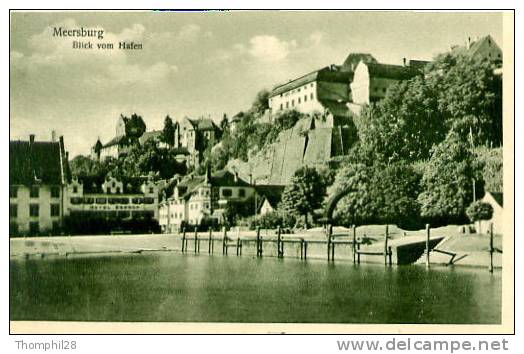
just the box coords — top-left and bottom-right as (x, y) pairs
(10, 232), (502, 269)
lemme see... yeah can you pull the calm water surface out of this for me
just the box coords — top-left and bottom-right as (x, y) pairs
(10, 253), (501, 323)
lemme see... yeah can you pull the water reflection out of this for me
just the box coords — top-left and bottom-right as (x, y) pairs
(10, 253), (501, 323)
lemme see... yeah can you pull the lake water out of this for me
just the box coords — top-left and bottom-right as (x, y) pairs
(10, 253), (501, 323)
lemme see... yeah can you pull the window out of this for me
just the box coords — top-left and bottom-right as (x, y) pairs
(96, 197), (107, 204)
(70, 197), (83, 205)
(286, 102), (289, 108)
(143, 197), (155, 204)
(116, 187), (121, 194)
(204, 203), (210, 209)
(29, 222), (39, 235)
(280, 103), (283, 110)
(9, 222), (18, 236)
(10, 204), (17, 218)
(292, 99), (295, 107)
(222, 189), (233, 197)
(51, 186), (60, 198)
(149, 187), (154, 194)
(310, 93), (314, 100)
(30, 204), (39, 217)
(73, 186), (78, 193)
(298, 97), (301, 104)
(50, 204), (60, 217)
(239, 189), (246, 198)
(304, 95), (307, 102)
(52, 221), (60, 233)
(30, 185), (39, 198)
(10, 186), (18, 198)
(310, 83), (314, 88)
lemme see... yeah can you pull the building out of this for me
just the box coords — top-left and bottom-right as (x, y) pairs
(480, 191), (503, 235)
(350, 61), (422, 106)
(173, 117), (221, 166)
(65, 175), (160, 221)
(99, 115), (132, 160)
(255, 185), (285, 216)
(159, 169), (255, 232)
(9, 134), (69, 236)
(268, 53), (377, 120)
(452, 35), (502, 63)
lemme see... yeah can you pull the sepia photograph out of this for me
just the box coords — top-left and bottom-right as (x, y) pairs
(8, 9), (514, 334)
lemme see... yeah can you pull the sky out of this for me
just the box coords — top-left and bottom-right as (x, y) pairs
(9, 11), (503, 158)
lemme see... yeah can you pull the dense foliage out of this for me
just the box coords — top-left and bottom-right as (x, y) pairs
(466, 201), (494, 223)
(279, 166), (326, 227)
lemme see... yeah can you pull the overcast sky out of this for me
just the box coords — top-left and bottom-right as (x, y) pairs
(10, 11), (503, 157)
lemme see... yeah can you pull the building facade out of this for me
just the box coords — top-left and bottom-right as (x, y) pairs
(350, 61), (422, 106)
(9, 135), (69, 236)
(173, 117), (221, 166)
(159, 169), (255, 232)
(65, 175), (160, 221)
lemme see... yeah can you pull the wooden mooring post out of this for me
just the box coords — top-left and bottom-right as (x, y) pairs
(327, 224), (332, 262)
(425, 224), (431, 268)
(489, 222), (494, 273)
(256, 227), (263, 257)
(194, 226), (198, 254)
(356, 242), (361, 264)
(388, 246), (393, 266)
(181, 227), (186, 252)
(208, 229), (213, 254)
(277, 225), (284, 258)
(352, 225), (357, 264)
(222, 226), (227, 255)
(384, 225), (389, 265)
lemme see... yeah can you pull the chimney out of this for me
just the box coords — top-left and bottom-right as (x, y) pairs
(29, 134), (35, 145)
(402, 58), (407, 66)
(51, 130), (56, 142)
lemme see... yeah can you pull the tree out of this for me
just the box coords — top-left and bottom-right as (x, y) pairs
(418, 132), (476, 226)
(427, 53), (502, 147)
(162, 115), (175, 147)
(327, 164), (377, 226)
(328, 163), (422, 228)
(280, 166), (326, 227)
(466, 201), (494, 234)
(124, 113), (146, 141)
(354, 76), (446, 164)
(251, 89), (270, 116)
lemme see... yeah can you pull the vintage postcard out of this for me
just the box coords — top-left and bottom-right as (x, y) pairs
(9, 10), (514, 334)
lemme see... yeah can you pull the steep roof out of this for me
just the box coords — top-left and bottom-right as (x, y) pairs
(102, 135), (128, 148)
(341, 53), (377, 71)
(139, 130), (163, 145)
(77, 175), (152, 195)
(255, 185), (285, 208)
(366, 62), (422, 80)
(486, 191), (503, 207)
(269, 66), (351, 98)
(176, 169), (251, 200)
(10, 140), (65, 185)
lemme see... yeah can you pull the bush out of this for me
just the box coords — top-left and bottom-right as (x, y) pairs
(466, 201), (493, 223)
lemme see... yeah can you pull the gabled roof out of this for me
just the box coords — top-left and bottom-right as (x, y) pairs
(486, 191), (503, 207)
(77, 175), (152, 195)
(255, 185), (285, 208)
(365, 62), (422, 80)
(341, 53), (377, 71)
(10, 140), (65, 185)
(139, 130), (163, 145)
(102, 135), (128, 148)
(175, 169), (251, 200)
